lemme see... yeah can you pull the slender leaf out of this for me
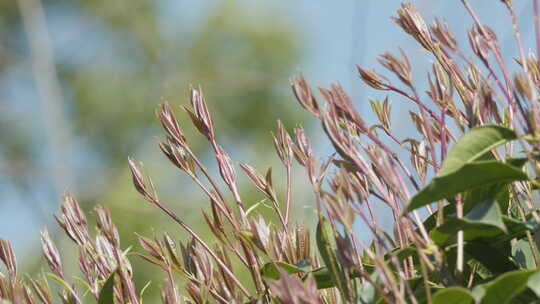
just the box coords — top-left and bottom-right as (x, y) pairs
(260, 261), (304, 280)
(310, 267), (334, 289)
(316, 219), (350, 297)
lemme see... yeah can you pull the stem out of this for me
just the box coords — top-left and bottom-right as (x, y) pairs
(189, 172), (238, 230)
(514, 189), (540, 267)
(151, 198), (251, 299)
(508, 3), (539, 128)
(461, 0), (528, 132)
(456, 196), (464, 276)
(534, 0), (540, 72)
(411, 86), (440, 173)
(186, 146), (229, 208)
(284, 164), (292, 226)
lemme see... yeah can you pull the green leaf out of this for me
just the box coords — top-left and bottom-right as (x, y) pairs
(316, 219), (349, 297)
(506, 157), (528, 169)
(441, 125), (517, 175)
(430, 215), (533, 247)
(310, 267), (334, 289)
(357, 281), (378, 304)
(307, 266), (368, 289)
(316, 219), (337, 270)
(465, 242), (518, 275)
(98, 270), (116, 304)
(513, 239), (537, 270)
(408, 160), (528, 211)
(432, 287), (474, 304)
(387, 247), (417, 263)
(260, 261), (304, 280)
(465, 199), (506, 232)
(527, 272), (540, 297)
(432, 216), (533, 275)
(473, 270), (540, 304)
(462, 182), (510, 214)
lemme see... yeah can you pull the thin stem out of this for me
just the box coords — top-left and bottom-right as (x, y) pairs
(456, 195), (464, 276)
(112, 247), (139, 304)
(515, 200), (540, 268)
(411, 86), (440, 173)
(186, 146), (229, 208)
(165, 265), (179, 304)
(189, 172), (238, 230)
(284, 164), (292, 226)
(209, 140), (248, 222)
(151, 198), (251, 299)
(508, 3), (539, 126)
(461, 1), (523, 127)
(534, 0), (540, 72)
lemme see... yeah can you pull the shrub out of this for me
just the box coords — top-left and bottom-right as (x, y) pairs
(3, 1), (540, 303)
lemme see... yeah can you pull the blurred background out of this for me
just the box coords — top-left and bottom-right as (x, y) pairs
(0, 0), (535, 300)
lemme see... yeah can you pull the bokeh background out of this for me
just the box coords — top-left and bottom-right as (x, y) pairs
(0, 0), (535, 301)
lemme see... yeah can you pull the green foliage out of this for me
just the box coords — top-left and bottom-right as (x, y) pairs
(432, 287), (474, 304)
(408, 160), (529, 211)
(440, 125), (517, 175)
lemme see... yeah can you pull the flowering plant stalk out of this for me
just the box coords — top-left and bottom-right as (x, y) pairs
(3, 1), (540, 303)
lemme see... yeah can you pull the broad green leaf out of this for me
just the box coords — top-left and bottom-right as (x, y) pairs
(408, 160), (528, 211)
(473, 270), (540, 304)
(513, 239), (537, 270)
(462, 157), (524, 213)
(406, 276), (444, 304)
(432, 287), (474, 304)
(98, 270), (116, 304)
(527, 271), (540, 297)
(433, 217), (533, 275)
(386, 247), (417, 263)
(465, 242), (518, 275)
(464, 200), (506, 232)
(441, 125), (517, 175)
(462, 182), (510, 214)
(294, 259), (312, 271)
(260, 261), (304, 280)
(430, 215), (533, 247)
(506, 157), (528, 169)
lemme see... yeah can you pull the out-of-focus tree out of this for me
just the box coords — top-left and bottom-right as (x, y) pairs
(0, 0), (306, 299)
